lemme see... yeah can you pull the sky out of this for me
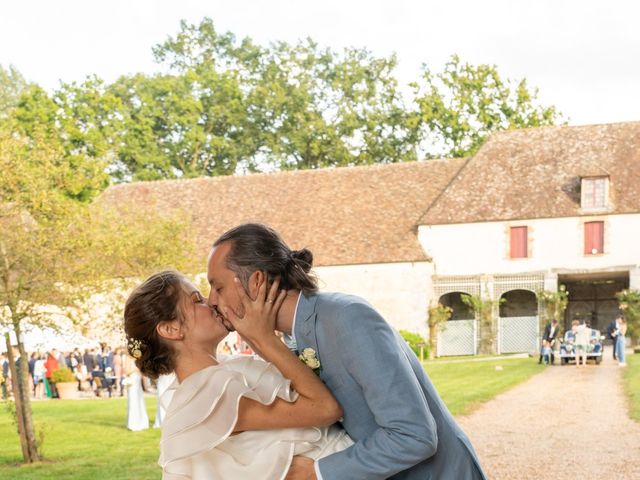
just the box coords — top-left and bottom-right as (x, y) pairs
(1, 0), (639, 126)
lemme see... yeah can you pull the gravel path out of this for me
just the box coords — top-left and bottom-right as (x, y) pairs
(457, 349), (640, 480)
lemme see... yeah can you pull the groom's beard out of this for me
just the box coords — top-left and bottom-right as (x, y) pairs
(215, 307), (235, 332)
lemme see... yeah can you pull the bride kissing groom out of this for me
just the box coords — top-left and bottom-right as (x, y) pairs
(124, 222), (486, 479)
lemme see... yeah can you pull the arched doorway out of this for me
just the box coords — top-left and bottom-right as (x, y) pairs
(497, 289), (539, 354)
(437, 292), (477, 356)
(439, 292), (475, 320)
(500, 289), (537, 317)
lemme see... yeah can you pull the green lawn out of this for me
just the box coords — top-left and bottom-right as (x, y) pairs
(0, 397), (161, 480)
(623, 353), (640, 422)
(423, 356), (544, 415)
(0, 357), (543, 479)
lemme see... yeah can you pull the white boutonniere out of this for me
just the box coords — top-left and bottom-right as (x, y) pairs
(299, 347), (321, 374)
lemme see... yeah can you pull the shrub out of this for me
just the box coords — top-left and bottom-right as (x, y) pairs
(51, 368), (75, 383)
(400, 330), (430, 359)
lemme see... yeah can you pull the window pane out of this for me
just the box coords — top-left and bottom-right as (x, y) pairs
(510, 226), (528, 258)
(582, 177), (608, 209)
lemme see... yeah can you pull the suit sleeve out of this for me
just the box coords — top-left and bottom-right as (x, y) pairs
(317, 302), (438, 479)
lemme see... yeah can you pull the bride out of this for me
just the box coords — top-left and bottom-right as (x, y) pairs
(123, 270), (352, 479)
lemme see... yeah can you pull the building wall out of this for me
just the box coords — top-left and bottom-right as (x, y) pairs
(315, 261), (433, 338)
(418, 213), (640, 276)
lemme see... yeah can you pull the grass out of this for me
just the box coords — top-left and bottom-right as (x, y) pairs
(0, 356), (544, 479)
(424, 356), (544, 415)
(0, 397), (161, 480)
(622, 352), (640, 422)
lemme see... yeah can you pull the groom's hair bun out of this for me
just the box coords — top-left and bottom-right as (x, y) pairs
(123, 270), (184, 379)
(291, 248), (313, 273)
(214, 223), (318, 294)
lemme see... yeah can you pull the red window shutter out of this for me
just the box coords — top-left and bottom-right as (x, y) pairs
(584, 221), (604, 254)
(510, 226), (528, 258)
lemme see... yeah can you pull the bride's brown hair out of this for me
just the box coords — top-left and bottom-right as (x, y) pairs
(123, 270), (185, 379)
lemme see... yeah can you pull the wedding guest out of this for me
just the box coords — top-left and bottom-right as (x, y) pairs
(607, 317), (620, 360)
(75, 362), (88, 392)
(44, 351), (59, 398)
(616, 317), (628, 367)
(28, 353), (37, 390)
(33, 354), (46, 399)
(572, 320), (591, 367)
(123, 353), (149, 431)
(113, 347), (125, 397)
(1, 352), (9, 400)
(83, 348), (96, 371)
(538, 319), (559, 364)
(540, 340), (552, 365)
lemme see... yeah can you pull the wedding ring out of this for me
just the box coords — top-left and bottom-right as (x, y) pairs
(267, 299), (274, 304)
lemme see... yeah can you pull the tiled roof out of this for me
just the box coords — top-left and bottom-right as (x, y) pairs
(99, 159), (466, 266)
(420, 121), (640, 225)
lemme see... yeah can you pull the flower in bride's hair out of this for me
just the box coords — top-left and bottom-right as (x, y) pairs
(127, 337), (145, 359)
(299, 348), (321, 372)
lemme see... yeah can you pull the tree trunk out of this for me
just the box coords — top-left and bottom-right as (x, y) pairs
(4, 333), (29, 460)
(14, 320), (41, 461)
(5, 326), (41, 463)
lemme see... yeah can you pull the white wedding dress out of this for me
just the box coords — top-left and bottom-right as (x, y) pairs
(158, 355), (353, 480)
(127, 371), (149, 431)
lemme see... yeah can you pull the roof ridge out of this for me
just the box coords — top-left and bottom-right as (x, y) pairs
(416, 155), (474, 225)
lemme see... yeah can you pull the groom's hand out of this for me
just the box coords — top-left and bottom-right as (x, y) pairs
(285, 456), (317, 480)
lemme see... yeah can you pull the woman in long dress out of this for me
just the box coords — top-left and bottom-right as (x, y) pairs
(123, 354), (149, 431)
(123, 271), (351, 480)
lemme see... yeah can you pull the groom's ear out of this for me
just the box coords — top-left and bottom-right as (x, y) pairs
(247, 270), (266, 300)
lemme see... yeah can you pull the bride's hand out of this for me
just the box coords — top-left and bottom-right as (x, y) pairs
(224, 276), (286, 351)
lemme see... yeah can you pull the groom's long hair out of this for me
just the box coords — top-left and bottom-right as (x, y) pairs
(213, 223), (318, 295)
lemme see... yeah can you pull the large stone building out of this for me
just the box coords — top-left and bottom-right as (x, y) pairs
(101, 121), (640, 356)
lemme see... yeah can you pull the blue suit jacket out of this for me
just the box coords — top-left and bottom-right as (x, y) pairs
(294, 292), (486, 480)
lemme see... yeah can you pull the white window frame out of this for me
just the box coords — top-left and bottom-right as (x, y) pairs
(580, 176), (609, 211)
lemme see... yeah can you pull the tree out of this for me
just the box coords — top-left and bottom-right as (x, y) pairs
(12, 82), (111, 201)
(412, 54), (563, 158)
(537, 286), (569, 337)
(0, 125), (198, 463)
(616, 289), (640, 345)
(107, 71), (253, 181)
(0, 64), (30, 118)
(152, 18), (416, 172)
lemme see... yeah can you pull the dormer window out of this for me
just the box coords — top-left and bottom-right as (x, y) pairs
(581, 176), (608, 210)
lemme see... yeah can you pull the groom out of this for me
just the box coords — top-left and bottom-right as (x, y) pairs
(207, 223), (486, 480)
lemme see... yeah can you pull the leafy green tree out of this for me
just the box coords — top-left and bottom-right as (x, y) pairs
(107, 71), (253, 181)
(12, 82), (111, 201)
(0, 124), (197, 463)
(0, 64), (30, 118)
(413, 54), (562, 158)
(616, 289), (640, 345)
(537, 286), (569, 336)
(153, 18), (416, 172)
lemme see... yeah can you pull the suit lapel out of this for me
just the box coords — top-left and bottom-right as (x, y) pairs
(294, 293), (320, 361)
